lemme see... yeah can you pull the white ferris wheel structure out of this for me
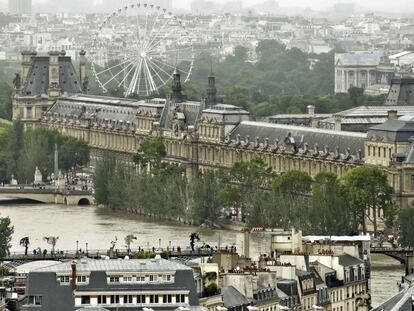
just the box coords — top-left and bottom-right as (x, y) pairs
(90, 2), (194, 97)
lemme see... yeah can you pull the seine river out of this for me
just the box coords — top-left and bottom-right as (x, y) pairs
(0, 203), (405, 308)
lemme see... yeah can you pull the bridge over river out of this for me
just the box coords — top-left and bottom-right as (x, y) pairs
(0, 186), (94, 205)
(370, 246), (414, 264)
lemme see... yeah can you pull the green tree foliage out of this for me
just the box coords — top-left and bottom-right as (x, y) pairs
(94, 152), (116, 206)
(0, 83), (12, 120)
(0, 216), (14, 260)
(6, 119), (24, 179)
(0, 119), (11, 182)
(191, 170), (225, 225)
(96, 148), (398, 235)
(341, 166), (393, 235)
(133, 137), (167, 171)
(398, 204), (414, 247)
(0, 122), (89, 183)
(271, 171), (312, 230)
(310, 172), (352, 235)
(16, 128), (90, 183)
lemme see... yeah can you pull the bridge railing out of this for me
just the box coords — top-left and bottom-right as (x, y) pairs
(5, 247), (215, 261)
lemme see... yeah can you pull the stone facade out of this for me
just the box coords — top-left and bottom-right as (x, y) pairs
(334, 52), (394, 94)
(11, 51), (414, 210)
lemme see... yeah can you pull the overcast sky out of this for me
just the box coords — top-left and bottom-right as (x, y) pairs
(0, 0), (412, 13)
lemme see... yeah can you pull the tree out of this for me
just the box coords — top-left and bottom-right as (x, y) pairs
(341, 166), (393, 235)
(348, 87), (364, 106)
(224, 86), (250, 109)
(310, 172), (351, 235)
(399, 205), (414, 247)
(0, 216), (14, 261)
(272, 170), (312, 230)
(6, 119), (24, 179)
(191, 170), (224, 225)
(133, 137), (167, 171)
(94, 152), (116, 206)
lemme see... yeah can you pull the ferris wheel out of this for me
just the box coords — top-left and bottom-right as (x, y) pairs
(90, 3), (194, 97)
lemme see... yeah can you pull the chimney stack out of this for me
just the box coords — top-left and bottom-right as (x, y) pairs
(79, 50), (87, 93)
(307, 105), (315, 116)
(334, 115), (342, 131)
(388, 110), (398, 120)
(71, 260), (77, 292)
(21, 50), (37, 83)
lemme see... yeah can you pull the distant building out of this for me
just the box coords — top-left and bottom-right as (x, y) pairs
(8, 0), (32, 15)
(23, 258), (199, 311)
(334, 51), (392, 94)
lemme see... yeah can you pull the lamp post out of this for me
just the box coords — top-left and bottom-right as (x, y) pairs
(86, 242), (88, 257)
(76, 240), (79, 256)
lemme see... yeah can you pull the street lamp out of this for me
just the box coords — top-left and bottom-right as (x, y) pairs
(86, 242), (88, 256)
(76, 240), (79, 256)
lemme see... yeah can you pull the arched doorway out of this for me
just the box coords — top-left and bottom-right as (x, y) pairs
(78, 198), (90, 206)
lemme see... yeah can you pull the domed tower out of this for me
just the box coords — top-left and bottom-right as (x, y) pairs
(171, 68), (183, 103)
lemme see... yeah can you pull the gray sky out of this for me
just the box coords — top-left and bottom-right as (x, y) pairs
(0, 0), (412, 13)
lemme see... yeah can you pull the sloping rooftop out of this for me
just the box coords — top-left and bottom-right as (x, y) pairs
(385, 78), (414, 106)
(229, 121), (366, 157)
(367, 117), (414, 142)
(337, 254), (364, 267)
(222, 286), (250, 308)
(21, 55), (82, 96)
(35, 258), (192, 273)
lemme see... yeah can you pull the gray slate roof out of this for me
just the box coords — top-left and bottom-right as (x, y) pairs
(222, 286), (250, 308)
(337, 254), (363, 267)
(22, 56), (82, 96)
(367, 117), (414, 142)
(229, 121), (366, 158)
(35, 258), (192, 273)
(385, 78), (414, 106)
(46, 94), (144, 128)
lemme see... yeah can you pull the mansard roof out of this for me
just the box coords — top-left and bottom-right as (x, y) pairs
(160, 100), (204, 130)
(385, 77), (414, 106)
(45, 94), (142, 129)
(228, 121), (366, 160)
(367, 117), (414, 142)
(21, 55), (82, 96)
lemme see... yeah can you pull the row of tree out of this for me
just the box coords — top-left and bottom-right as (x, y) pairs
(0, 120), (90, 184)
(95, 138), (414, 246)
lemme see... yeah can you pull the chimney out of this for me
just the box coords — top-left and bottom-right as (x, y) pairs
(79, 50), (87, 93)
(48, 51), (61, 96)
(388, 110), (398, 120)
(21, 50), (37, 83)
(307, 105), (315, 116)
(334, 115), (342, 131)
(71, 260), (77, 292)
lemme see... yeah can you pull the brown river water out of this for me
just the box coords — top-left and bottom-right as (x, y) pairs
(0, 203), (405, 308)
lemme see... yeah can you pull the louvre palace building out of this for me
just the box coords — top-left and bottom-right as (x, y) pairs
(11, 50), (414, 210)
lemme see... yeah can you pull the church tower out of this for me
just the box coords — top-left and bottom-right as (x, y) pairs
(206, 71), (217, 108)
(171, 68), (183, 103)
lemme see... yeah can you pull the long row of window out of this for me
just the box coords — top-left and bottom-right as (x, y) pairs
(80, 294), (186, 305)
(59, 274), (174, 285)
